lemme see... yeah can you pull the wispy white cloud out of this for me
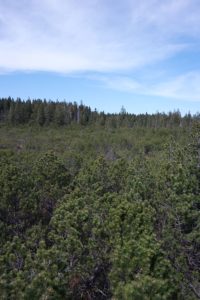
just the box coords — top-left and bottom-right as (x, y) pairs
(149, 72), (200, 101)
(95, 71), (200, 102)
(89, 75), (142, 93)
(0, 0), (199, 73)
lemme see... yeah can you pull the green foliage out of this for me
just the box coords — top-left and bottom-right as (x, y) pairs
(0, 108), (199, 299)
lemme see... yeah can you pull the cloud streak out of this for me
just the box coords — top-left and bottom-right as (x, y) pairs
(95, 71), (200, 102)
(150, 72), (200, 101)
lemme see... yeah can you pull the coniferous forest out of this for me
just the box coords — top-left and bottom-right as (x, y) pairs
(0, 98), (200, 299)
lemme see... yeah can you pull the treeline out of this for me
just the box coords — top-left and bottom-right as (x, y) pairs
(0, 97), (198, 127)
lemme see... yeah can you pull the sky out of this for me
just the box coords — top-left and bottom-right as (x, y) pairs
(0, 0), (200, 114)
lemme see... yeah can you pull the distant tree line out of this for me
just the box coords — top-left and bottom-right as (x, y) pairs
(0, 97), (199, 128)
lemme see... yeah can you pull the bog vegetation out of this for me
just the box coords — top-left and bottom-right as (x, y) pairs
(0, 98), (200, 299)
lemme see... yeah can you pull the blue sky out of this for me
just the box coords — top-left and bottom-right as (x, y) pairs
(0, 0), (200, 114)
